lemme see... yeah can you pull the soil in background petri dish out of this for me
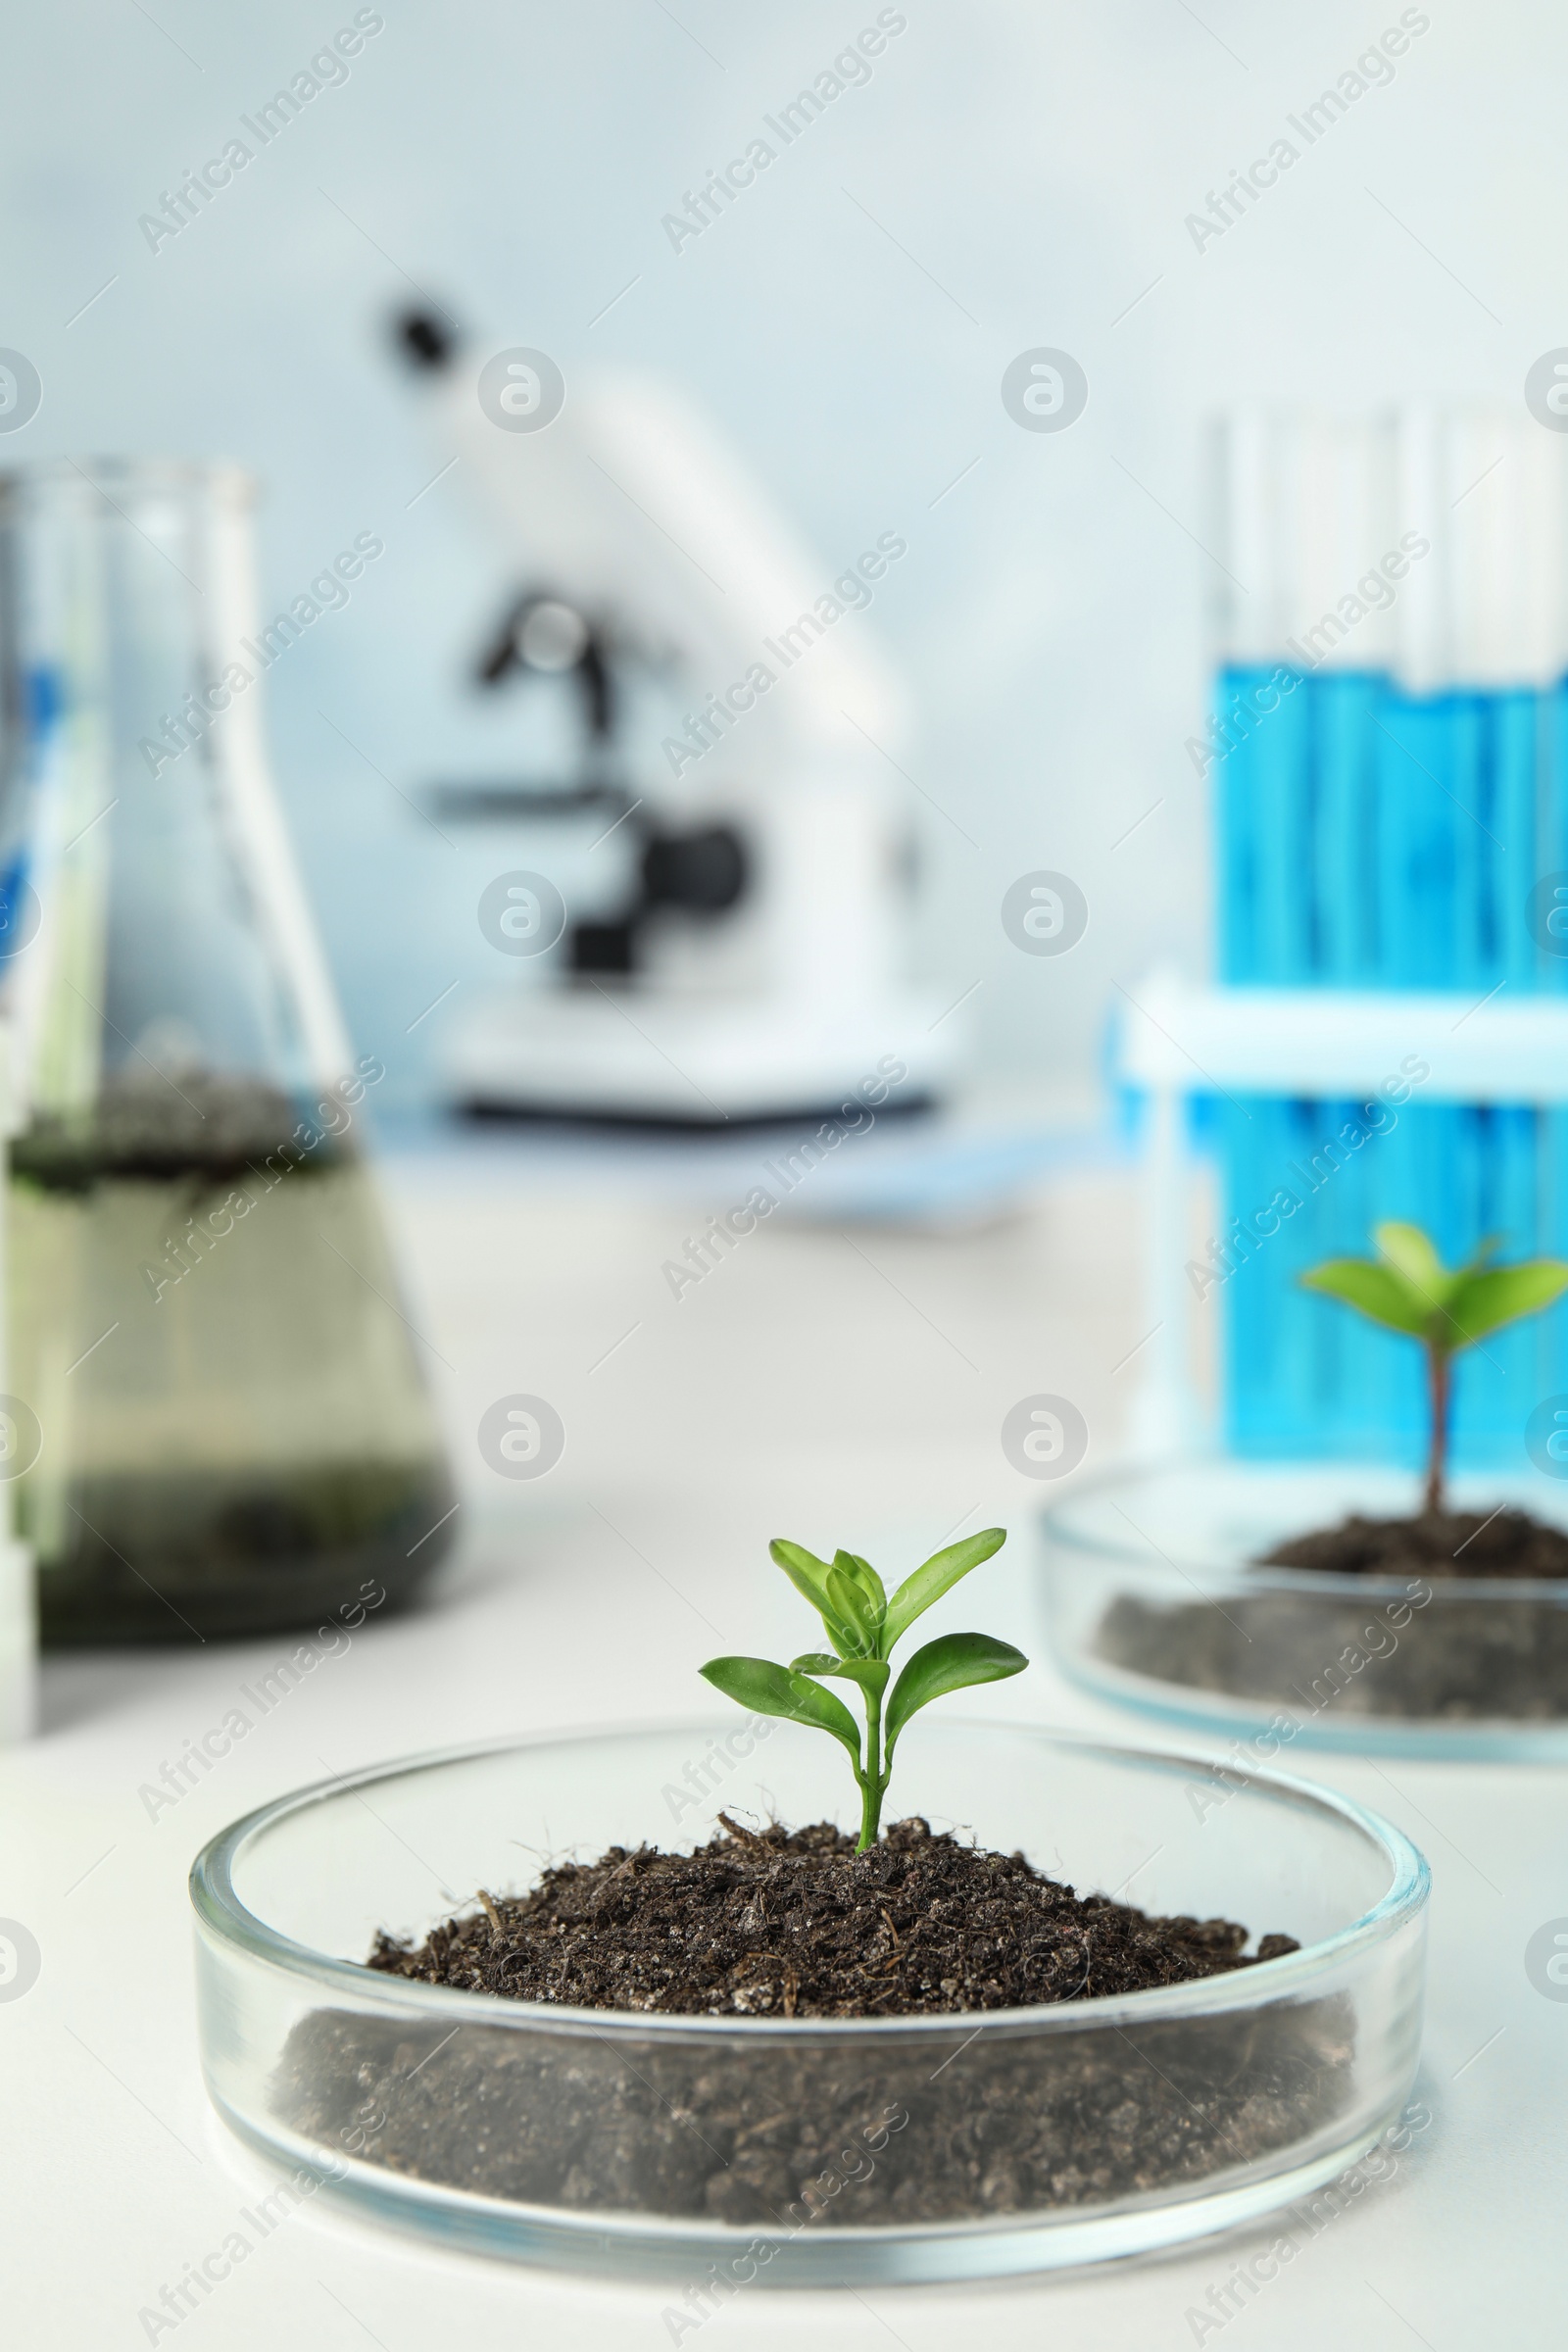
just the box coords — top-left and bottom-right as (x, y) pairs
(1093, 1508), (1568, 1723)
(1093, 1587), (1568, 1720)
(10, 1072), (457, 1644)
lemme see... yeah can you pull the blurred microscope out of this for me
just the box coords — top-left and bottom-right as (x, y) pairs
(395, 313), (954, 1125)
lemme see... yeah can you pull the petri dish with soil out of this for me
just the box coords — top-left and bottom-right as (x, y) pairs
(1042, 1460), (1568, 1759)
(190, 1720), (1428, 2284)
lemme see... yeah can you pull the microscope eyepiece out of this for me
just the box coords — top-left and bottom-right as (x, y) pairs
(396, 309), (458, 370)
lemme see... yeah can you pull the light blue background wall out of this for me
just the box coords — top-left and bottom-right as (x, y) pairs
(2, 0), (1557, 1104)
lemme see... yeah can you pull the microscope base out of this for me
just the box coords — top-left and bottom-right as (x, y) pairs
(446, 988), (957, 1126)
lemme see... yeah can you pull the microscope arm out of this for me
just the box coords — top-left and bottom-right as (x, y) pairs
(430, 364), (908, 760)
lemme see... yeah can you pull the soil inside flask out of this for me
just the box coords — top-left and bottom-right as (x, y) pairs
(12, 1073), (456, 1643)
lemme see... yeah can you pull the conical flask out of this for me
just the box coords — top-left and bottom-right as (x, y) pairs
(0, 459), (456, 1642)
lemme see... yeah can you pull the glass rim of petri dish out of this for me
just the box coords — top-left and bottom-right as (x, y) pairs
(190, 1716), (1430, 2040)
(1045, 1457), (1568, 1601)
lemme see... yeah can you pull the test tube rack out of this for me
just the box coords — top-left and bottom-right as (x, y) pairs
(1120, 976), (1568, 1467)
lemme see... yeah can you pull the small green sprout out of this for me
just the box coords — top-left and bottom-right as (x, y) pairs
(700, 1529), (1025, 1850)
(1302, 1220), (1568, 1517)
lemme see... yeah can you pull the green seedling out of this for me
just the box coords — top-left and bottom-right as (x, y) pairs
(1302, 1220), (1568, 1516)
(700, 1529), (1025, 1850)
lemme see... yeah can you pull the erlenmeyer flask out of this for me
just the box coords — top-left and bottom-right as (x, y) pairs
(0, 459), (457, 1642)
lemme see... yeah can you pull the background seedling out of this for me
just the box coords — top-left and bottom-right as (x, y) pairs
(1302, 1220), (1568, 1516)
(701, 1529), (1025, 1849)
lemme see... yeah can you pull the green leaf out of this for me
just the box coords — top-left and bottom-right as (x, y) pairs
(881, 1529), (1007, 1650)
(835, 1549), (886, 1625)
(768, 1537), (831, 1606)
(768, 1538), (857, 1650)
(700, 1655), (861, 1764)
(884, 1632), (1028, 1755)
(1374, 1221), (1453, 1307)
(826, 1566), (877, 1657)
(1441, 1261), (1568, 1348)
(1300, 1257), (1431, 1337)
(790, 1651), (891, 1698)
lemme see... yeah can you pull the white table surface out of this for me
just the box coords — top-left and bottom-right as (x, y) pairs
(6, 1150), (1564, 2348)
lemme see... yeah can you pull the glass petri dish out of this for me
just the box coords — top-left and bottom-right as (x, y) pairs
(1042, 1460), (1568, 1760)
(190, 1719), (1427, 2283)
